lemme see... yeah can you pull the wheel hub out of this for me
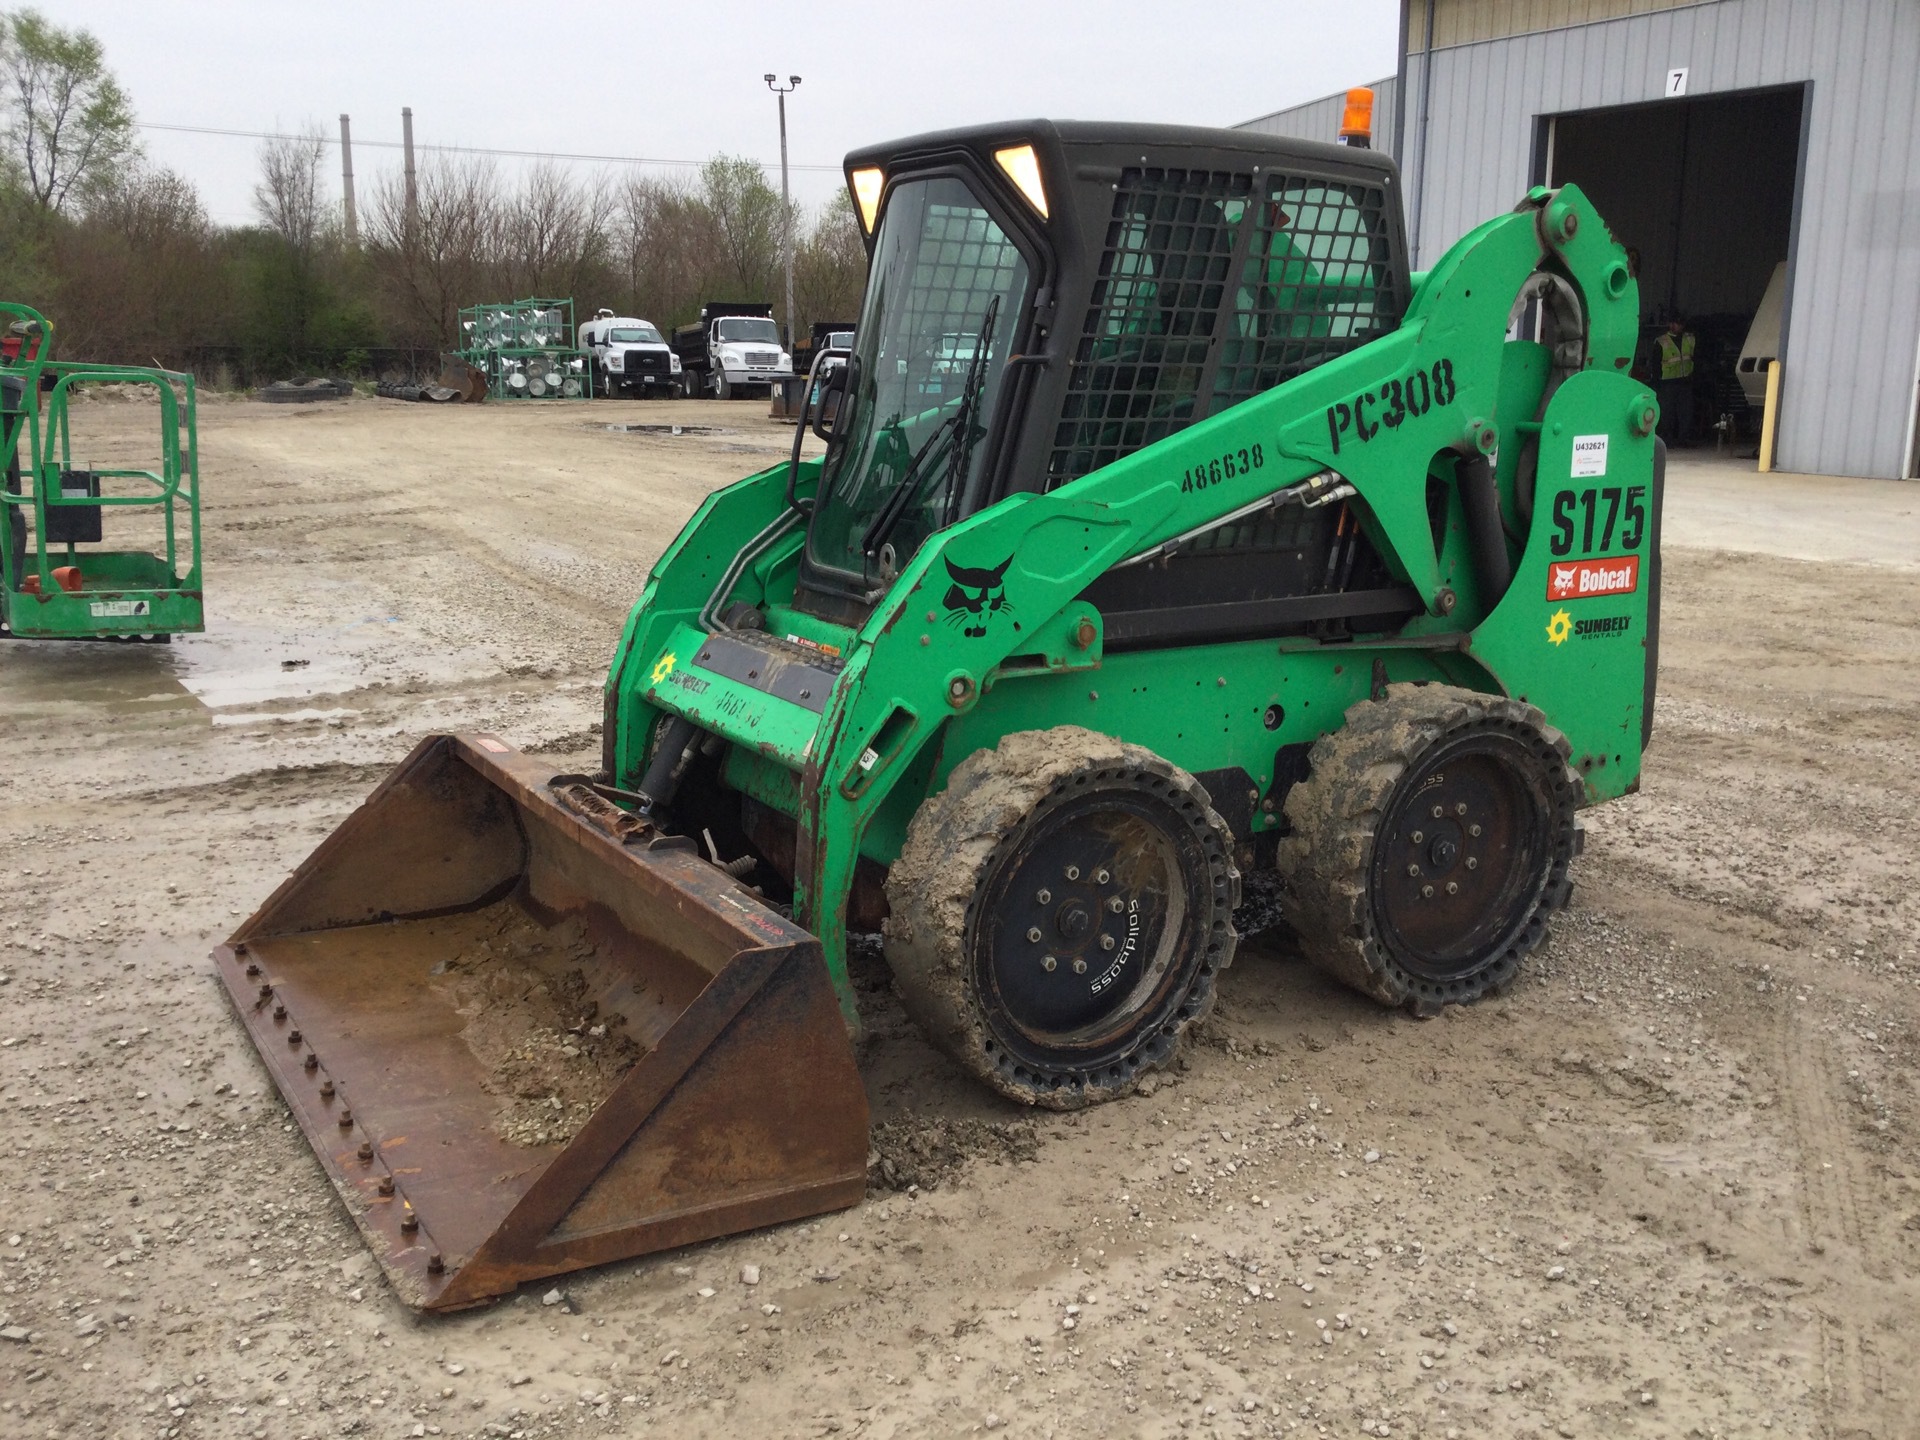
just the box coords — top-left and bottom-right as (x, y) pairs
(979, 796), (1187, 1044)
(1373, 739), (1551, 981)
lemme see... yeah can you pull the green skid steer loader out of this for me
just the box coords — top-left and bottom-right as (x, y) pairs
(219, 110), (1661, 1310)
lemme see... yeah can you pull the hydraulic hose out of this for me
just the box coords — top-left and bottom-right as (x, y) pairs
(1457, 453), (1513, 609)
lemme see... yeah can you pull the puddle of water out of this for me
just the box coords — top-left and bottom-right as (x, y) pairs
(600, 423), (733, 436)
(0, 637), (202, 714)
(173, 620), (392, 710)
(172, 611), (504, 724)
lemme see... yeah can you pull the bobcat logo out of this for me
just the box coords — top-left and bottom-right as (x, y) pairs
(942, 555), (1014, 638)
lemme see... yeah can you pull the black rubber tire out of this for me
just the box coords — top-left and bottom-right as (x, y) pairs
(715, 370), (733, 401)
(883, 727), (1240, 1109)
(1277, 683), (1582, 1015)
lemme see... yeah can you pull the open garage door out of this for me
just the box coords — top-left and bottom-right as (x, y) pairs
(1542, 85), (1805, 451)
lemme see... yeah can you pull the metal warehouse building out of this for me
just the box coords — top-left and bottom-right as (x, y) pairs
(1242, 0), (1920, 480)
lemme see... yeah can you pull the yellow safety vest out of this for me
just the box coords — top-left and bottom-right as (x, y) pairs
(1657, 332), (1695, 381)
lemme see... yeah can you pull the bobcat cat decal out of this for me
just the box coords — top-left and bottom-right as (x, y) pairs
(942, 555), (1014, 638)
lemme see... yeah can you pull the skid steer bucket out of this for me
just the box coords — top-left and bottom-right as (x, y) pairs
(213, 734), (869, 1312)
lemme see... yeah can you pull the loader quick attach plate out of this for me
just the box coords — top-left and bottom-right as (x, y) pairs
(213, 734), (868, 1312)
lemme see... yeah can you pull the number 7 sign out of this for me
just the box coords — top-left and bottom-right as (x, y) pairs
(1666, 67), (1689, 96)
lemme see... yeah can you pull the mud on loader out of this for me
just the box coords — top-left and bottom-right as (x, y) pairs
(218, 113), (1661, 1310)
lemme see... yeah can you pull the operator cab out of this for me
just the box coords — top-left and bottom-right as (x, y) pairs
(795, 120), (1412, 638)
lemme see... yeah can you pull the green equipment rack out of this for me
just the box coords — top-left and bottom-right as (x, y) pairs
(456, 297), (593, 400)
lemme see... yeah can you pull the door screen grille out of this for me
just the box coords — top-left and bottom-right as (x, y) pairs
(1047, 166), (1402, 489)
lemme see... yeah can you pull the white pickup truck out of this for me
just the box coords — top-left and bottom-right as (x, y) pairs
(579, 311), (681, 397)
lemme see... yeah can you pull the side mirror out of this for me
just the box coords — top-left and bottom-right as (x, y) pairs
(811, 363), (851, 444)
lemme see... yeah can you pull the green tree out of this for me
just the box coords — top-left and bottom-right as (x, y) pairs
(795, 190), (867, 332)
(699, 155), (783, 299)
(1, 8), (138, 213)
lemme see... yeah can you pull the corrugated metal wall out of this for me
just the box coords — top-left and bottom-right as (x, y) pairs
(1242, 0), (1920, 480)
(1411, 0), (1703, 50)
(1241, 76), (1401, 157)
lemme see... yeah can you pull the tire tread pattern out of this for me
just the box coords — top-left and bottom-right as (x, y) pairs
(1277, 683), (1581, 1014)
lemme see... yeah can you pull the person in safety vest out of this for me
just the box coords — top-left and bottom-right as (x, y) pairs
(1656, 316), (1696, 447)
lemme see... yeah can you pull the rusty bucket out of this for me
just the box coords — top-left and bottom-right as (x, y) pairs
(214, 734), (868, 1311)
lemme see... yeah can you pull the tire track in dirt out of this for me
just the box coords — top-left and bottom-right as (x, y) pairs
(1777, 1003), (1887, 1438)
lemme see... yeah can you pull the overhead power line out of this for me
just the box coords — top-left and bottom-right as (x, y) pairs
(136, 121), (845, 173)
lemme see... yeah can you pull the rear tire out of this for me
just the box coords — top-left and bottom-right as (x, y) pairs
(1277, 684), (1581, 1015)
(884, 727), (1240, 1109)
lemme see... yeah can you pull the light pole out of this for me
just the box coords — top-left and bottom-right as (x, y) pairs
(764, 74), (800, 351)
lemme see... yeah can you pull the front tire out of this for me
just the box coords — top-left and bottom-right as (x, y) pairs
(1278, 684), (1582, 1015)
(884, 728), (1240, 1109)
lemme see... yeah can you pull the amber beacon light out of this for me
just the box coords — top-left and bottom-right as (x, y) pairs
(1338, 87), (1374, 148)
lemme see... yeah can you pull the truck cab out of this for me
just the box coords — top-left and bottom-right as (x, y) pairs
(671, 303), (794, 399)
(579, 310), (680, 397)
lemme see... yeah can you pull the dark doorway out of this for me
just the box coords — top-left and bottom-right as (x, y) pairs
(1543, 85), (1805, 446)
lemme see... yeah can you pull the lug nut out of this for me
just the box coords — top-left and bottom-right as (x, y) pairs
(1071, 958), (1088, 974)
(339, 1109), (354, 1128)
(1465, 857), (1478, 870)
(287, 1029), (302, 1045)
(400, 1211), (419, 1233)
(1446, 881), (1459, 894)
(1455, 802), (1468, 816)
(1041, 955), (1058, 972)
(1101, 934), (1117, 951)
(258, 984), (272, 1000)
(1421, 884), (1434, 898)
(377, 1176), (395, 1196)
(1027, 927), (1043, 943)
(1469, 824), (1483, 837)
(273, 1004), (287, 1021)
(1406, 863), (1420, 877)
(1036, 888), (1052, 905)
(1065, 865), (1080, 881)
(245, 962), (261, 978)
(1095, 869), (1110, 885)
(428, 1253), (445, 1274)
(356, 1141), (373, 1161)
(1431, 804), (1444, 819)
(1108, 896), (1124, 913)
(1411, 830), (1424, 844)
(319, 1080), (335, 1098)
(303, 1053), (319, 1071)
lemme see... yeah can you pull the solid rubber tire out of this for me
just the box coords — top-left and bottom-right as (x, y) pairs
(883, 727), (1240, 1109)
(1277, 683), (1582, 1014)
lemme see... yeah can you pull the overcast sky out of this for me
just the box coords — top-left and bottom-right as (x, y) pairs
(57, 0), (1400, 227)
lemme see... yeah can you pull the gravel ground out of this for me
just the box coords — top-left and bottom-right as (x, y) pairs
(1, 395), (1915, 1440)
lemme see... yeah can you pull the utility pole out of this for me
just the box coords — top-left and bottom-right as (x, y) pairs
(764, 74), (800, 350)
(338, 113), (358, 246)
(402, 106), (418, 235)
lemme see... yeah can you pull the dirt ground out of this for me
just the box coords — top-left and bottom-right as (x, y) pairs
(2, 393), (1916, 1440)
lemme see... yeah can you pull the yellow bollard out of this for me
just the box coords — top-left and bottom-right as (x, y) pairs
(1758, 359), (1782, 473)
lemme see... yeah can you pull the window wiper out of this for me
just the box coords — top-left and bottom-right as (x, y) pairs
(859, 297), (1000, 570)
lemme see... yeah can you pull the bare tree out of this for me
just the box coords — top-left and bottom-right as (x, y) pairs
(364, 154), (503, 352)
(253, 125), (327, 253)
(1, 8), (137, 213)
(505, 162), (613, 301)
